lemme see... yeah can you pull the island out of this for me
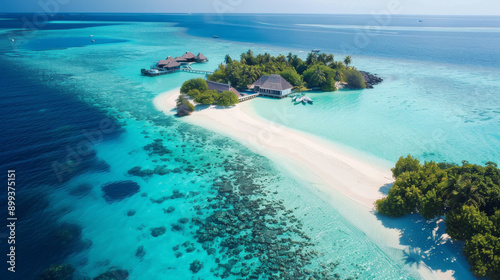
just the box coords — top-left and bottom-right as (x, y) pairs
(174, 50), (383, 116)
(376, 155), (500, 279)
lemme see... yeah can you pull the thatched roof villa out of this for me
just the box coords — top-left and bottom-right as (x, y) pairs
(157, 56), (180, 70)
(250, 74), (293, 98)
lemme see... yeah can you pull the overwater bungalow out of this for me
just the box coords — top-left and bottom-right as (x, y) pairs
(174, 51), (208, 63)
(250, 74), (293, 98)
(157, 56), (181, 70)
(196, 53), (208, 63)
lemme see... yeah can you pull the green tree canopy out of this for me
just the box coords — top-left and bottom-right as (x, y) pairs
(217, 91), (239, 106)
(207, 50), (369, 91)
(344, 69), (366, 89)
(280, 68), (302, 87)
(376, 155), (500, 278)
(180, 78), (208, 94)
(194, 90), (219, 105)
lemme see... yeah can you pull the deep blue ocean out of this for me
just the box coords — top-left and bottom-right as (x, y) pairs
(0, 13), (499, 280)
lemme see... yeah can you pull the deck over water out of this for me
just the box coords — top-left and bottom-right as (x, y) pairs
(142, 67), (214, 77)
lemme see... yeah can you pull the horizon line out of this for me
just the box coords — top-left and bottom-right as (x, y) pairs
(2, 12), (500, 17)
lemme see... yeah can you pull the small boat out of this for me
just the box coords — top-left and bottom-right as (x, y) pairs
(294, 96), (305, 104)
(91, 39), (95, 43)
(89, 35), (94, 37)
(10, 39), (14, 42)
(302, 96), (313, 104)
(311, 49), (321, 53)
(212, 35), (220, 38)
(291, 94), (302, 102)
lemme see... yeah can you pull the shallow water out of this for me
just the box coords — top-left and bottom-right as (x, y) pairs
(1, 14), (492, 279)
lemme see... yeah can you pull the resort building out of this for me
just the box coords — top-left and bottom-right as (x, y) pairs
(157, 56), (180, 71)
(175, 51), (208, 63)
(196, 53), (208, 63)
(207, 80), (242, 98)
(250, 74), (293, 98)
(206, 80), (258, 102)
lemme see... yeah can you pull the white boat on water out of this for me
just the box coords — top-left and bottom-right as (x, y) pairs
(295, 96), (305, 103)
(302, 96), (313, 104)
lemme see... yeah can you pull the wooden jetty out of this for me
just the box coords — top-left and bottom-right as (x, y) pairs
(141, 67), (213, 77)
(239, 93), (259, 102)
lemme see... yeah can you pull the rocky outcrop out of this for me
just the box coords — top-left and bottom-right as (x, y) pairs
(360, 71), (383, 88)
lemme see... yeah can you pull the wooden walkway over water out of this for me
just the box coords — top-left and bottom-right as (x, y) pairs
(141, 66), (214, 77)
(239, 93), (259, 102)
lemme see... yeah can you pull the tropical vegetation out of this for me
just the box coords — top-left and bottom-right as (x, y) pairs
(179, 78), (239, 111)
(207, 50), (367, 92)
(376, 155), (500, 279)
(175, 93), (194, 117)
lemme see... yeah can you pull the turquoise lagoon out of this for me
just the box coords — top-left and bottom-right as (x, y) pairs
(1, 15), (498, 279)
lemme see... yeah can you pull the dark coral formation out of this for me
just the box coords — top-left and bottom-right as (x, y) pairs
(135, 245), (145, 259)
(150, 226), (166, 237)
(101, 181), (140, 203)
(93, 269), (129, 280)
(143, 139), (172, 156)
(37, 264), (74, 280)
(190, 260), (203, 274)
(53, 223), (82, 248)
(121, 119), (360, 279)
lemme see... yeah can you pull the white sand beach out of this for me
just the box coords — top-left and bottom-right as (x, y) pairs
(154, 89), (393, 208)
(153, 88), (463, 280)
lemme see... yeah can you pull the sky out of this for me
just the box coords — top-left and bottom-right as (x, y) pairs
(1, 0), (499, 15)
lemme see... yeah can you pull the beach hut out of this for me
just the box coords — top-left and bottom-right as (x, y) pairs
(196, 53), (208, 63)
(182, 51), (197, 62)
(174, 56), (189, 63)
(250, 74), (293, 98)
(157, 56), (180, 70)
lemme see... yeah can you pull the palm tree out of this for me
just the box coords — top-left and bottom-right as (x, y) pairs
(318, 53), (334, 65)
(224, 54), (232, 64)
(310, 66), (326, 87)
(306, 52), (318, 66)
(344, 56), (352, 68)
(287, 52), (293, 64)
(445, 175), (484, 210)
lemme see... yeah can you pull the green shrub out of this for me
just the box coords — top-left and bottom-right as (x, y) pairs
(217, 90), (239, 106)
(180, 78), (208, 94)
(343, 69), (366, 89)
(194, 90), (219, 105)
(186, 89), (200, 99)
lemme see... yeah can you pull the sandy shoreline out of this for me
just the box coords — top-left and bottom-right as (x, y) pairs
(154, 88), (393, 208)
(153, 88), (457, 280)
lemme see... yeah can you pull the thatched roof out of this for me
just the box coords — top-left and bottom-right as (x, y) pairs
(175, 56), (188, 62)
(182, 51), (196, 59)
(207, 80), (242, 98)
(158, 56), (180, 68)
(196, 53), (207, 60)
(252, 74), (292, 91)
